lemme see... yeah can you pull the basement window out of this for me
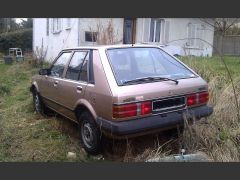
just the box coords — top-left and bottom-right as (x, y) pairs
(52, 18), (62, 34)
(85, 32), (98, 42)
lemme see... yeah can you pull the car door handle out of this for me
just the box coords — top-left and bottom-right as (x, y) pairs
(53, 80), (59, 87)
(76, 86), (83, 93)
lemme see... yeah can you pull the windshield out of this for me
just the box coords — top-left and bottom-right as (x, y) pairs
(107, 47), (196, 85)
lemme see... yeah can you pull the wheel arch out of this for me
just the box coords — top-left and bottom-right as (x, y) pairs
(30, 81), (40, 93)
(74, 99), (97, 122)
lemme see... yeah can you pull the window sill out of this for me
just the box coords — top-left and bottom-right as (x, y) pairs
(52, 30), (62, 34)
(185, 46), (202, 50)
(65, 27), (71, 30)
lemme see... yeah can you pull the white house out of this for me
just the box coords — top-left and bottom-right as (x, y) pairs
(33, 18), (215, 61)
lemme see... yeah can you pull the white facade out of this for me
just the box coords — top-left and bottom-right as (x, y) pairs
(33, 18), (215, 61)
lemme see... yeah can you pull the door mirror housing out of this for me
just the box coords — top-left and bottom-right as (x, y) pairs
(39, 68), (50, 76)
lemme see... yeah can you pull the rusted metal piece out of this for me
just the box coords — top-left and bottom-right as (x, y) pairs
(146, 151), (212, 162)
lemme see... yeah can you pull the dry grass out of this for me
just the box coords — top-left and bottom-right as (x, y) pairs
(1, 56), (240, 162)
(171, 56), (240, 161)
(122, 56), (240, 162)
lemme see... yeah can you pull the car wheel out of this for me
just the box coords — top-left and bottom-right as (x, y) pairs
(32, 90), (46, 115)
(79, 112), (102, 155)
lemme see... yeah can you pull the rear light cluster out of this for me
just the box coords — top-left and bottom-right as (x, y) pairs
(113, 91), (209, 118)
(187, 91), (209, 107)
(113, 101), (152, 118)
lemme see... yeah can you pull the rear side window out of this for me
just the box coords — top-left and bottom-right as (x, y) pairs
(51, 52), (72, 77)
(65, 51), (88, 81)
(79, 53), (89, 82)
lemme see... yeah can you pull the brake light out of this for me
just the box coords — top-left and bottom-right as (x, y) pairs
(141, 101), (152, 115)
(187, 94), (197, 106)
(187, 91), (209, 107)
(199, 92), (209, 104)
(113, 101), (152, 118)
(113, 103), (137, 118)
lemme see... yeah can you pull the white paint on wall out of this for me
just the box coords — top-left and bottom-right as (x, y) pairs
(33, 18), (215, 61)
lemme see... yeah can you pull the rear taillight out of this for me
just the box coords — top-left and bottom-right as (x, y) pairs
(113, 103), (137, 118)
(113, 101), (152, 118)
(141, 101), (152, 115)
(199, 92), (209, 104)
(187, 94), (197, 106)
(187, 91), (209, 107)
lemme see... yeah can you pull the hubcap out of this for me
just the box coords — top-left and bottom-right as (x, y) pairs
(81, 122), (94, 148)
(35, 94), (41, 112)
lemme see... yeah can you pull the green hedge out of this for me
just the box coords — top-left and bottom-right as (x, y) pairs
(0, 28), (32, 54)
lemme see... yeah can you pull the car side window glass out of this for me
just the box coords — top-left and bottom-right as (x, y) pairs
(79, 53), (89, 82)
(51, 52), (72, 77)
(65, 51), (88, 81)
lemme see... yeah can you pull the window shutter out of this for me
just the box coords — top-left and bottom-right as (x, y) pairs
(155, 19), (161, 42)
(164, 21), (170, 44)
(46, 18), (49, 36)
(149, 19), (155, 42)
(52, 19), (54, 33)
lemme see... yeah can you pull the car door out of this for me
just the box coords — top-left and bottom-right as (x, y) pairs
(40, 51), (73, 110)
(54, 50), (90, 121)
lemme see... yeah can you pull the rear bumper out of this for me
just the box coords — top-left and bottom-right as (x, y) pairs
(96, 105), (213, 136)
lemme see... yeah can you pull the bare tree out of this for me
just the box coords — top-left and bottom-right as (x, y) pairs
(200, 18), (240, 55)
(89, 19), (122, 45)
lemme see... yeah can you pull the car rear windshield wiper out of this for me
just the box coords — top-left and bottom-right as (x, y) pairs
(122, 76), (179, 85)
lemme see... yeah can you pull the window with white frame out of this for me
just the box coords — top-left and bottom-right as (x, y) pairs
(65, 18), (71, 29)
(149, 19), (170, 44)
(52, 18), (62, 33)
(187, 23), (205, 48)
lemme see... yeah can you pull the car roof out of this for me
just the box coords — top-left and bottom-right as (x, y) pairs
(62, 44), (163, 51)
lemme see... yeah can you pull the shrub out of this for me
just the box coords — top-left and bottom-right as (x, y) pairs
(0, 29), (32, 54)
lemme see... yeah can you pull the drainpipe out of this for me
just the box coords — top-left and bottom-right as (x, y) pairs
(78, 18), (80, 46)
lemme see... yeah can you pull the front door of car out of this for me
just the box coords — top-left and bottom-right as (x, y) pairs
(40, 51), (73, 110)
(54, 50), (90, 121)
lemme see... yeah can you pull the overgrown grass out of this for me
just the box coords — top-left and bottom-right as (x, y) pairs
(178, 56), (240, 161)
(0, 60), (95, 162)
(1, 56), (240, 162)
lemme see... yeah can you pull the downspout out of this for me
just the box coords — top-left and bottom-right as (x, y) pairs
(142, 18), (145, 43)
(78, 18), (80, 46)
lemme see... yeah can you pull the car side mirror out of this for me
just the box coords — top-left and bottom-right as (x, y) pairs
(39, 68), (50, 76)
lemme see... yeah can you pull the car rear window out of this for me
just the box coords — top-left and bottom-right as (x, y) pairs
(107, 47), (196, 85)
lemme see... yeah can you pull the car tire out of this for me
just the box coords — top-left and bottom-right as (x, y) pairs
(79, 111), (102, 155)
(32, 89), (47, 115)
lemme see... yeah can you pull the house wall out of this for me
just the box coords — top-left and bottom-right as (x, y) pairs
(168, 18), (214, 56)
(33, 18), (124, 61)
(33, 18), (215, 61)
(33, 18), (79, 61)
(136, 18), (214, 56)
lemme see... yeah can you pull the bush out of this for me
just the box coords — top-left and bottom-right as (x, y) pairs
(0, 29), (32, 54)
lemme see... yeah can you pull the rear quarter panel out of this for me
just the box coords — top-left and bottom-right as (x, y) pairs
(83, 50), (113, 120)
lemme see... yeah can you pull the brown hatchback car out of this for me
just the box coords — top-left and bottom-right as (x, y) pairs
(30, 44), (213, 154)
